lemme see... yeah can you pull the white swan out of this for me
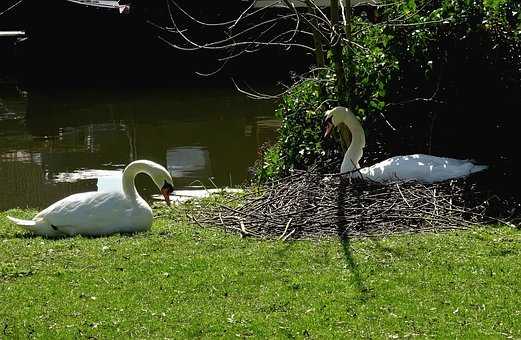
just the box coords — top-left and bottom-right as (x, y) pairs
(323, 106), (487, 183)
(7, 160), (174, 237)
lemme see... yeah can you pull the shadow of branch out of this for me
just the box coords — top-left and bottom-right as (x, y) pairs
(336, 176), (372, 301)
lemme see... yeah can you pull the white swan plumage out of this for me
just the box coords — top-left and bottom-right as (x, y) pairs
(323, 106), (487, 183)
(7, 160), (174, 237)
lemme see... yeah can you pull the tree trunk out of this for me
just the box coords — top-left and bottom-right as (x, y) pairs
(330, 0), (347, 106)
(341, 0), (354, 106)
(305, 0), (326, 99)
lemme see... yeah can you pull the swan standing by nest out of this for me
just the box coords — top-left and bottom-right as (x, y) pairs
(7, 160), (174, 237)
(323, 106), (488, 183)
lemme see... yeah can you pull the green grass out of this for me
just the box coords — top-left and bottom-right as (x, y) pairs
(1, 208), (520, 338)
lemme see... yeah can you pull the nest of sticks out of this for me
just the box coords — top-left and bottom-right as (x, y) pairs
(192, 167), (518, 240)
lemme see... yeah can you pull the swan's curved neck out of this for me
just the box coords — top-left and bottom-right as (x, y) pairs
(338, 111), (366, 173)
(122, 161), (151, 201)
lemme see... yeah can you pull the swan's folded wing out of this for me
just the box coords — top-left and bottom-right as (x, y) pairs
(35, 191), (129, 230)
(360, 154), (486, 183)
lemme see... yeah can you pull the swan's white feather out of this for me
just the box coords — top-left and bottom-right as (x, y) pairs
(325, 107), (488, 184)
(359, 154), (488, 183)
(8, 191), (152, 237)
(7, 216), (37, 226)
(7, 160), (172, 237)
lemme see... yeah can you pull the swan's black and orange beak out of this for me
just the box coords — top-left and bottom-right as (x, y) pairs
(323, 116), (334, 139)
(160, 181), (174, 206)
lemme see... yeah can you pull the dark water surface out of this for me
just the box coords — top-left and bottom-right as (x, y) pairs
(0, 84), (279, 210)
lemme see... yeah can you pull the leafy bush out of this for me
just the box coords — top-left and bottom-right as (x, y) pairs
(254, 0), (521, 181)
(254, 80), (338, 181)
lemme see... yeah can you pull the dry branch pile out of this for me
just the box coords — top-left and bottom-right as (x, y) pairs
(192, 168), (517, 240)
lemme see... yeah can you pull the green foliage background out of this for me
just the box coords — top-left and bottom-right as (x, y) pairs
(254, 0), (520, 181)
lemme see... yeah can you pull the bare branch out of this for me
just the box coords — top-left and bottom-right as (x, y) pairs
(190, 168), (513, 240)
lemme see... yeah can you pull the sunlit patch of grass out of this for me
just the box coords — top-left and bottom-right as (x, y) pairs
(0, 209), (520, 338)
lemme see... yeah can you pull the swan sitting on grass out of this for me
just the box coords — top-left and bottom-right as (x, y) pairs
(323, 106), (487, 183)
(7, 160), (174, 237)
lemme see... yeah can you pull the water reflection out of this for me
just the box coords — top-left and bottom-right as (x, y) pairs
(0, 85), (279, 210)
(167, 147), (212, 186)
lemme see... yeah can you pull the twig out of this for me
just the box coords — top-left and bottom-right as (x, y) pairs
(279, 217), (293, 240)
(282, 228), (296, 241)
(192, 167), (517, 239)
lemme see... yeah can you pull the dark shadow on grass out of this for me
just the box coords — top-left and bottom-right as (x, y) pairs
(273, 239), (298, 257)
(0, 232), (51, 240)
(337, 176), (372, 301)
(0, 230), (147, 240)
(373, 240), (405, 259)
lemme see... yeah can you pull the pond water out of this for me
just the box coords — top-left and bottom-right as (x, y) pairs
(0, 84), (279, 210)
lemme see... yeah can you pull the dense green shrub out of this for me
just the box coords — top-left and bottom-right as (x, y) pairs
(254, 0), (521, 181)
(254, 80), (338, 182)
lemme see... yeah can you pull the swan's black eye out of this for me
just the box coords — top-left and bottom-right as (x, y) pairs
(162, 180), (174, 194)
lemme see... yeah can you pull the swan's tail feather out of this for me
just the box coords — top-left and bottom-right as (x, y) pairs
(7, 216), (60, 236)
(470, 164), (488, 174)
(7, 216), (37, 227)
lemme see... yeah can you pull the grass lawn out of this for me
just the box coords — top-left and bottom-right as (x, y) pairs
(1, 208), (520, 338)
